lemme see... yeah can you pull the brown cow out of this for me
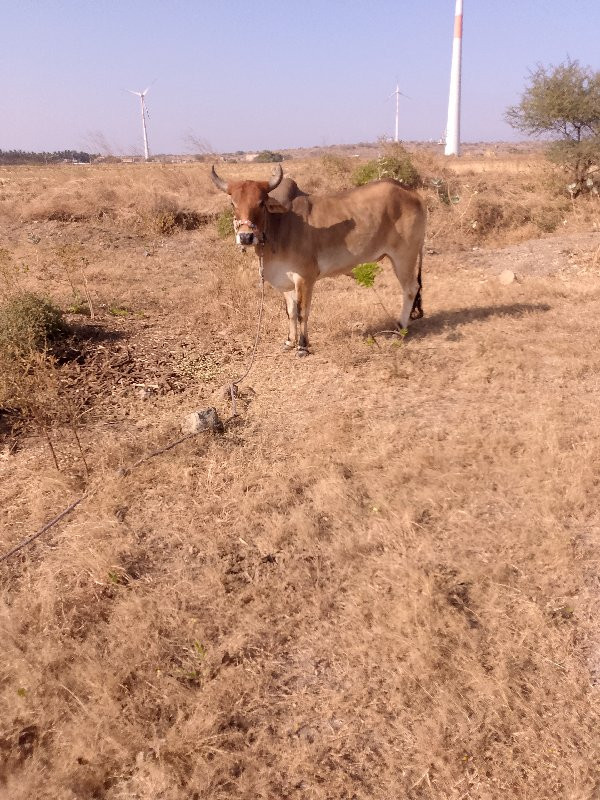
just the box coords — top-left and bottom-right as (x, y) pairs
(211, 163), (426, 356)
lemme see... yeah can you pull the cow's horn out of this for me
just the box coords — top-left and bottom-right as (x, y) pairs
(210, 165), (229, 193)
(267, 164), (283, 191)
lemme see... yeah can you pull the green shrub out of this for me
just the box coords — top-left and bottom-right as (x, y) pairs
(352, 161), (380, 186)
(352, 144), (421, 189)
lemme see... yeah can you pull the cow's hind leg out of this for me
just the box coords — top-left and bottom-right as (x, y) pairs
(390, 247), (423, 329)
(283, 290), (298, 350)
(295, 276), (314, 357)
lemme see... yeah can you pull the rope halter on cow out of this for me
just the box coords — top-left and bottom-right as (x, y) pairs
(233, 218), (257, 233)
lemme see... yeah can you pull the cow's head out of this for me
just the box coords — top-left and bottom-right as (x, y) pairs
(211, 164), (284, 247)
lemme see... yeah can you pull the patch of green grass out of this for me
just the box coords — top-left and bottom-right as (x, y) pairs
(216, 206), (234, 239)
(108, 305), (132, 317)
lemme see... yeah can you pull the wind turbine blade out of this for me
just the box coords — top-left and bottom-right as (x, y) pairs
(143, 79), (157, 96)
(126, 89), (142, 96)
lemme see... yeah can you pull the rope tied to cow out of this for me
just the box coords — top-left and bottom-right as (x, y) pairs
(227, 252), (265, 417)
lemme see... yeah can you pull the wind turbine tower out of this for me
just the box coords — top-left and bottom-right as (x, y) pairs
(390, 83), (409, 143)
(445, 0), (463, 156)
(128, 87), (151, 161)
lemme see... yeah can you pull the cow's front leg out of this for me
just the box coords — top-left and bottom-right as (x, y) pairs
(283, 290), (298, 350)
(295, 277), (314, 357)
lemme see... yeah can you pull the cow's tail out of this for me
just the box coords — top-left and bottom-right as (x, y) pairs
(410, 247), (424, 320)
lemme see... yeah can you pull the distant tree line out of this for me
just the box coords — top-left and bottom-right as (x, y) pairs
(0, 150), (96, 165)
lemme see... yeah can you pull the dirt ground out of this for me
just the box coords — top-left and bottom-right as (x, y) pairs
(1, 157), (600, 799)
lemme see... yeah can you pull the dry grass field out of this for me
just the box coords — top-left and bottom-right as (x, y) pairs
(1, 149), (600, 799)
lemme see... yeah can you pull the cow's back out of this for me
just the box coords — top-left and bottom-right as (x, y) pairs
(290, 179), (424, 231)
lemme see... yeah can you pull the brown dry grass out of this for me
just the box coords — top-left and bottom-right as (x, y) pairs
(1, 152), (600, 799)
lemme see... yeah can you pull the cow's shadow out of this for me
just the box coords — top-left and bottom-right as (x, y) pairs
(367, 302), (552, 339)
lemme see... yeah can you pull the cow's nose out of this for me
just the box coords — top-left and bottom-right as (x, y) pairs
(239, 232), (254, 245)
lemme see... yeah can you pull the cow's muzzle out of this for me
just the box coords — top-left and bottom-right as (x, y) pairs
(234, 218), (264, 248)
(238, 231), (254, 246)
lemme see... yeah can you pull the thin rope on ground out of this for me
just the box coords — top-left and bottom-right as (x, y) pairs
(0, 430), (207, 565)
(0, 495), (88, 564)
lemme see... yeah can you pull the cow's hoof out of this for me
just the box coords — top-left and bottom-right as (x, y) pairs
(296, 347), (310, 358)
(282, 340), (295, 351)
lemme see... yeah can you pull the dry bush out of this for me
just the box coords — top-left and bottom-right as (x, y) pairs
(320, 154), (353, 190)
(0, 291), (64, 356)
(408, 153), (577, 249)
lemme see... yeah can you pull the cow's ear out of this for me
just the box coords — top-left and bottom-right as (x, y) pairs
(265, 198), (289, 213)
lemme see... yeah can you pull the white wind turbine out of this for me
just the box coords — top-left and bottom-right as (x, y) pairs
(127, 86), (152, 161)
(445, 0), (464, 156)
(389, 83), (410, 142)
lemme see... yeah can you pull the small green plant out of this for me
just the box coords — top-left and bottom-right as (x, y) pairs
(431, 177), (452, 205)
(216, 206), (234, 238)
(67, 297), (92, 316)
(392, 328), (408, 343)
(352, 262), (382, 288)
(192, 641), (207, 660)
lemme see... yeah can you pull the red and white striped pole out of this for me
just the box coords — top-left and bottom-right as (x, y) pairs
(445, 0), (463, 156)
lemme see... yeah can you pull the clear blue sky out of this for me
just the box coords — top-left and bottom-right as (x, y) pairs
(1, 0), (598, 154)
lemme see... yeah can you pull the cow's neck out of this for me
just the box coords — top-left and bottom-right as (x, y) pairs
(260, 211), (290, 258)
